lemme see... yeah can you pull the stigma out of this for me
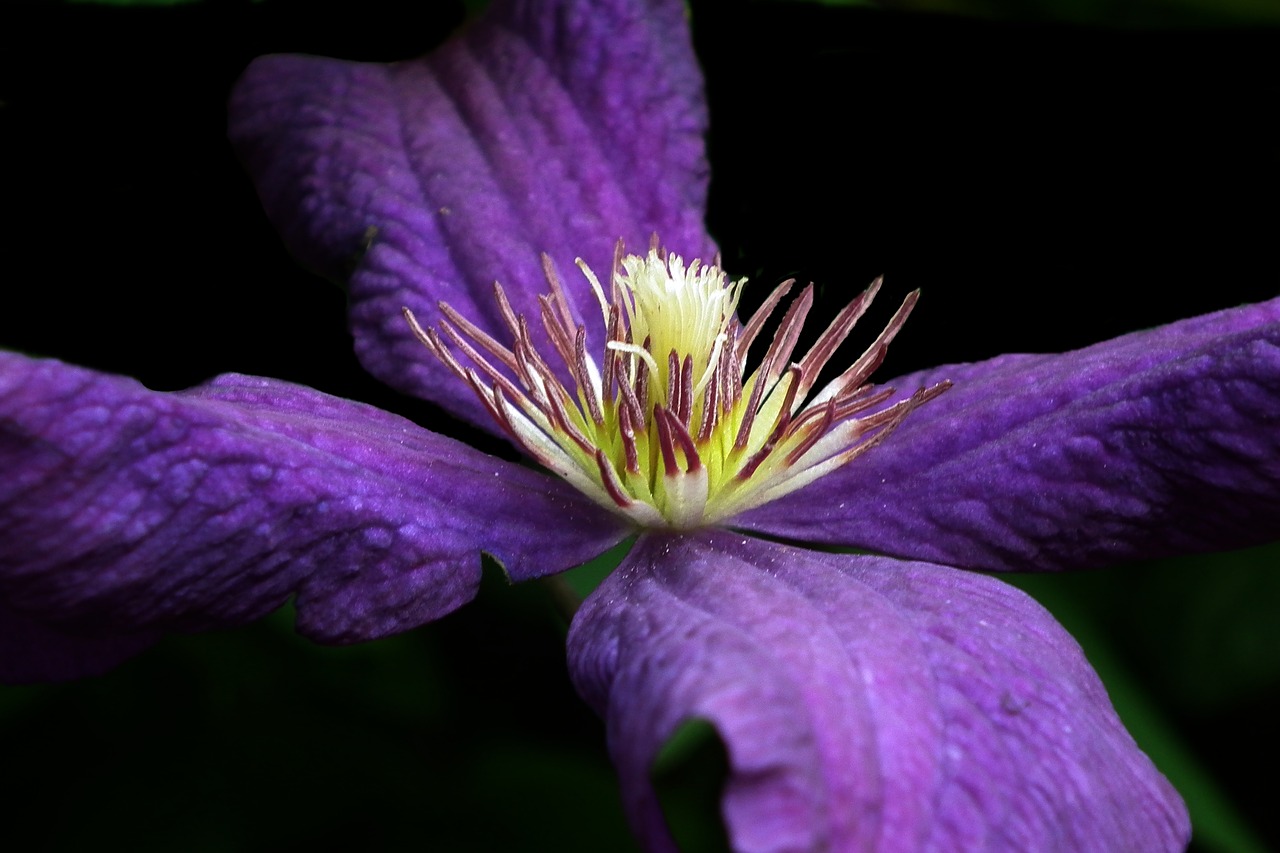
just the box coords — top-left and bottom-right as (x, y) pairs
(406, 241), (949, 530)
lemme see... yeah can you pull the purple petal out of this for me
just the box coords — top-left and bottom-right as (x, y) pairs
(0, 353), (626, 681)
(737, 297), (1280, 572)
(229, 0), (715, 429)
(568, 531), (1188, 852)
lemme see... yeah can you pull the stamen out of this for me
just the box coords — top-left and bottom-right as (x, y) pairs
(677, 354), (694, 427)
(602, 304), (621, 403)
(491, 282), (523, 340)
(617, 367), (646, 430)
(697, 365), (719, 443)
(437, 320), (529, 406)
(793, 276), (881, 400)
(618, 403), (641, 474)
(437, 301), (519, 373)
(595, 450), (635, 509)
(540, 253), (578, 336)
(633, 344), (651, 409)
(784, 398), (838, 466)
(537, 293), (577, 370)
(410, 241), (949, 529)
(541, 380), (595, 455)
(811, 289), (919, 408)
(755, 283), (814, 387)
(654, 407), (680, 477)
(661, 407), (702, 473)
(735, 278), (793, 363)
(735, 366), (802, 480)
(574, 328), (605, 426)
(720, 335), (740, 411)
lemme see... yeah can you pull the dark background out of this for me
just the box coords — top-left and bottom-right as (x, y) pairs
(1, 1), (1277, 850)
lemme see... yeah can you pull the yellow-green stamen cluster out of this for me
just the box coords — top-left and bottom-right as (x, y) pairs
(407, 242), (948, 530)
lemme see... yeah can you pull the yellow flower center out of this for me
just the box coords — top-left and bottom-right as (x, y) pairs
(406, 242), (948, 530)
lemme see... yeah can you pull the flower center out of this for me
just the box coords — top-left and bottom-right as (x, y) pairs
(406, 242), (949, 530)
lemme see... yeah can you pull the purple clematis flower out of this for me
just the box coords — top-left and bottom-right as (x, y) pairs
(2, 0), (1278, 850)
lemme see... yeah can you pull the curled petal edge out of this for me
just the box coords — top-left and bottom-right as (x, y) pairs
(568, 531), (1189, 852)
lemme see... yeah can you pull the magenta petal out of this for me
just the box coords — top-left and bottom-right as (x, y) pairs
(0, 353), (626, 681)
(229, 0), (715, 429)
(568, 531), (1188, 852)
(737, 297), (1280, 572)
